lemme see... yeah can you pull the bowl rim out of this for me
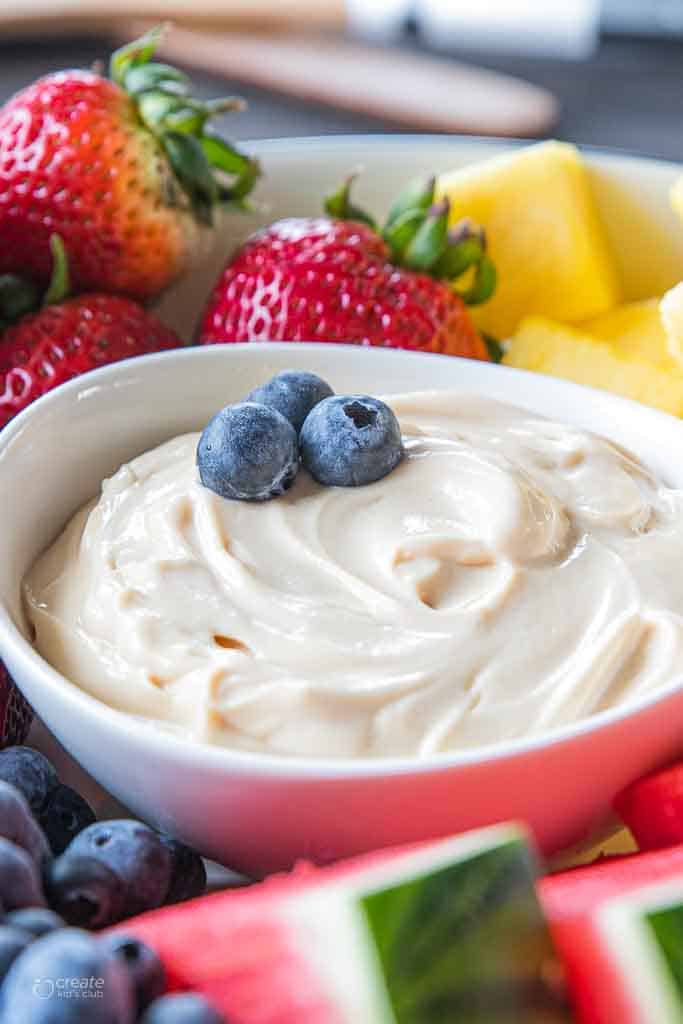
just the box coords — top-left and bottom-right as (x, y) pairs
(243, 132), (683, 173)
(3, 341), (683, 779)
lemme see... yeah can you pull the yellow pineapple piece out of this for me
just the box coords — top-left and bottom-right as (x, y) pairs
(504, 317), (683, 417)
(660, 281), (683, 364)
(436, 142), (621, 338)
(582, 299), (677, 370)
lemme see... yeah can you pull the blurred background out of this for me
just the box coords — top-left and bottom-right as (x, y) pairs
(1, 0), (683, 159)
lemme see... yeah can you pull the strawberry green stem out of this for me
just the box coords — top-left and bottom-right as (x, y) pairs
(0, 235), (70, 331)
(324, 175), (498, 307)
(384, 175), (435, 230)
(109, 24), (169, 86)
(403, 200), (450, 272)
(123, 62), (189, 97)
(483, 333), (504, 362)
(457, 253), (497, 306)
(324, 175), (377, 229)
(42, 235), (70, 307)
(384, 208), (426, 261)
(109, 26), (259, 224)
(436, 237), (481, 279)
(162, 133), (217, 226)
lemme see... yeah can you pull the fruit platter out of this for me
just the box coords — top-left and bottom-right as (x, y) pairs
(4, 26), (683, 1023)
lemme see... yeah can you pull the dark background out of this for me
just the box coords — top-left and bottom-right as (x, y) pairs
(1, 32), (682, 160)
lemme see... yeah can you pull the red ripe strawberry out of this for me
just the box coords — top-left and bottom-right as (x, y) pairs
(0, 27), (259, 300)
(0, 236), (181, 429)
(0, 663), (33, 749)
(614, 760), (683, 851)
(199, 176), (495, 360)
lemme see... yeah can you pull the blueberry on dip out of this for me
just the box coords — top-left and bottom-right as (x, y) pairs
(300, 394), (404, 487)
(197, 402), (299, 501)
(245, 370), (333, 433)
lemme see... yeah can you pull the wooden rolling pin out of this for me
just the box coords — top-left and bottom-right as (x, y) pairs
(143, 24), (558, 137)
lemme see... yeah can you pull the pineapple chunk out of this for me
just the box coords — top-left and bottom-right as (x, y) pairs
(660, 282), (683, 364)
(582, 299), (677, 370)
(504, 317), (683, 417)
(437, 142), (621, 338)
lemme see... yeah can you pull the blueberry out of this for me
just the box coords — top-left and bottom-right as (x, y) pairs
(0, 746), (58, 814)
(63, 821), (173, 919)
(0, 779), (51, 865)
(245, 370), (334, 433)
(0, 837), (45, 910)
(5, 907), (65, 938)
(2, 927), (135, 1022)
(0, 924), (33, 984)
(140, 993), (224, 1024)
(197, 402), (299, 501)
(45, 856), (125, 929)
(39, 784), (96, 855)
(100, 934), (166, 1013)
(158, 836), (206, 904)
(300, 395), (404, 487)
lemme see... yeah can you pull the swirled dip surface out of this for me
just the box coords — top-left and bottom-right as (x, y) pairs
(23, 392), (683, 757)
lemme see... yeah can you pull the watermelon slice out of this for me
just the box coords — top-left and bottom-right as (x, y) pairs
(595, 877), (683, 1022)
(615, 761), (683, 850)
(118, 824), (570, 1023)
(539, 844), (683, 1023)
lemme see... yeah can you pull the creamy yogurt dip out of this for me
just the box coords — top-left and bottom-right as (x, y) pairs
(23, 391), (683, 758)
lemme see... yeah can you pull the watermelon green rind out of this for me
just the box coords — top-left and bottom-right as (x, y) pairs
(359, 838), (570, 1023)
(647, 904), (683, 998)
(596, 878), (683, 1023)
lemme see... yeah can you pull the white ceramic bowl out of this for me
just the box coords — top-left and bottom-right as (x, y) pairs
(2, 136), (683, 875)
(3, 342), (683, 875)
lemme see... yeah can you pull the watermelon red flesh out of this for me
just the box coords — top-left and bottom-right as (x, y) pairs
(113, 846), (412, 1022)
(119, 888), (342, 1024)
(539, 845), (683, 1024)
(614, 761), (683, 851)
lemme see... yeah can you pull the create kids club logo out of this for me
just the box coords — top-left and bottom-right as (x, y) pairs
(33, 975), (105, 999)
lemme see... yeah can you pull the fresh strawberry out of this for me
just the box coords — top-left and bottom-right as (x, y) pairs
(614, 760), (683, 851)
(0, 663), (33, 748)
(198, 175), (495, 359)
(0, 26), (259, 300)
(0, 236), (181, 428)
